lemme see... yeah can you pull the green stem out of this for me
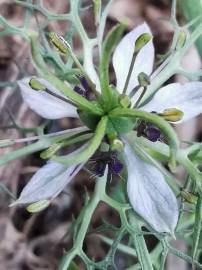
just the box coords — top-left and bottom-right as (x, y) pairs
(122, 51), (137, 95)
(192, 195), (202, 263)
(133, 86), (147, 108)
(110, 108), (179, 170)
(128, 213), (154, 270)
(52, 116), (108, 165)
(178, 0), (202, 56)
(59, 169), (108, 270)
(70, 0), (100, 90)
(0, 129), (86, 166)
(141, 20), (202, 105)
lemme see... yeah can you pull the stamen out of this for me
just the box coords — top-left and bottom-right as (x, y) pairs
(93, 151), (123, 177)
(49, 32), (99, 97)
(29, 78), (76, 107)
(134, 72), (150, 108)
(109, 158), (123, 175)
(146, 125), (161, 142)
(158, 108), (184, 122)
(136, 121), (161, 142)
(74, 86), (87, 97)
(49, 32), (69, 54)
(122, 33), (152, 95)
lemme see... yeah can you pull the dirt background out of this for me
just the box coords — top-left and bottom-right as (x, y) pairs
(0, 0), (201, 269)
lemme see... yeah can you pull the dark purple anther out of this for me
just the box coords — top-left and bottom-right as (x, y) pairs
(95, 162), (106, 177)
(109, 159), (123, 175)
(73, 85), (86, 97)
(146, 126), (161, 142)
(79, 76), (90, 92)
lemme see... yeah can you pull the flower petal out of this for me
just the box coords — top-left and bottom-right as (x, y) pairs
(141, 82), (202, 123)
(112, 23), (154, 95)
(18, 77), (78, 119)
(124, 141), (178, 233)
(12, 161), (83, 205)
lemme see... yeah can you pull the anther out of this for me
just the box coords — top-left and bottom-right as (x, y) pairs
(158, 108), (184, 122)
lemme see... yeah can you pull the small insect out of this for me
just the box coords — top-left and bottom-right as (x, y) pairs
(49, 32), (69, 54)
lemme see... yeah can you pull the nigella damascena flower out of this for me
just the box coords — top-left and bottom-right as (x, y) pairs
(112, 23), (202, 233)
(16, 23), (202, 233)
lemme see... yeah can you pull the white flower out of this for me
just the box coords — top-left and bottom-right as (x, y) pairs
(16, 79), (89, 205)
(17, 23), (202, 233)
(19, 77), (78, 119)
(112, 23), (202, 233)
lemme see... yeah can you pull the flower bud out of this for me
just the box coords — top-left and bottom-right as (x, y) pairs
(138, 72), (150, 87)
(135, 33), (152, 53)
(29, 78), (46, 91)
(159, 108), (184, 122)
(49, 32), (69, 54)
(111, 138), (124, 151)
(27, 200), (50, 213)
(176, 31), (187, 50)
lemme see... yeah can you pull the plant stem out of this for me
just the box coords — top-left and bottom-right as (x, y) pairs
(128, 213), (154, 270)
(59, 169), (108, 270)
(122, 51), (137, 95)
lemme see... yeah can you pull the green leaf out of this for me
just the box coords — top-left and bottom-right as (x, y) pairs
(78, 110), (101, 130)
(107, 116), (136, 135)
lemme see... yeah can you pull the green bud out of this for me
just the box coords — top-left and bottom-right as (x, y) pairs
(27, 200), (50, 213)
(29, 78), (46, 91)
(180, 190), (197, 204)
(135, 33), (152, 53)
(159, 108), (184, 122)
(119, 94), (131, 108)
(49, 32), (69, 54)
(40, 142), (64, 159)
(176, 31), (187, 50)
(138, 72), (150, 87)
(111, 138), (124, 151)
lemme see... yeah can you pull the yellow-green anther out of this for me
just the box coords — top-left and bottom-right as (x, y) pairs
(159, 108), (184, 122)
(138, 72), (150, 87)
(135, 33), (152, 53)
(180, 190), (197, 204)
(111, 138), (124, 151)
(119, 94), (131, 108)
(49, 32), (69, 54)
(176, 31), (187, 50)
(40, 142), (64, 159)
(29, 78), (46, 91)
(27, 200), (50, 213)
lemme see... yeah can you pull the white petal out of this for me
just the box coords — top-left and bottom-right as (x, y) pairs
(18, 77), (78, 119)
(141, 82), (202, 123)
(13, 161), (83, 204)
(124, 141), (178, 233)
(112, 23), (154, 95)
